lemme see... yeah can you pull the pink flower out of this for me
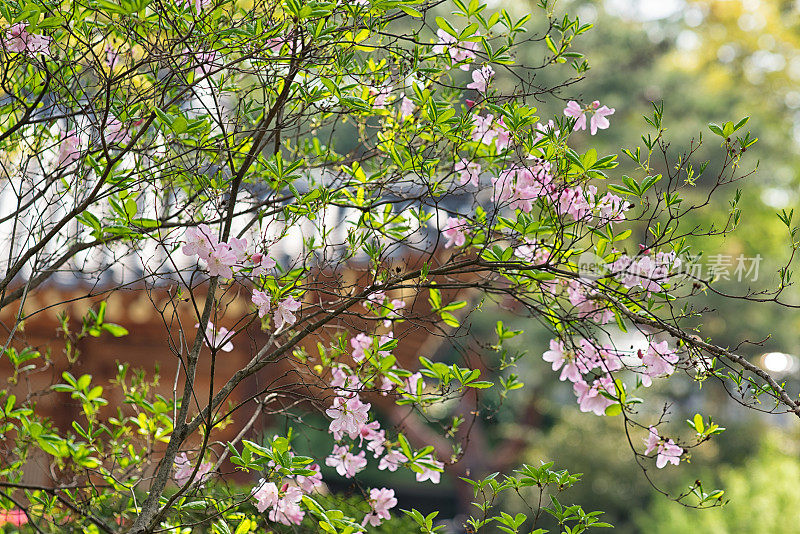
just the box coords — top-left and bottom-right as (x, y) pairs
(466, 65), (495, 93)
(349, 333), (371, 362)
(378, 449), (407, 471)
(597, 192), (631, 223)
(432, 30), (477, 69)
(330, 367), (363, 395)
(295, 464), (323, 493)
(179, 0), (213, 13)
(389, 298), (406, 317)
(542, 339), (590, 383)
(325, 445), (367, 478)
(563, 100), (614, 135)
(415, 455), (443, 484)
(533, 120), (559, 143)
(471, 113), (496, 144)
(0, 509), (27, 526)
(58, 131), (82, 167)
(363, 488), (397, 526)
(588, 100), (615, 135)
(105, 118), (131, 145)
(455, 159), (481, 187)
(252, 480), (280, 512)
(206, 243), (237, 278)
(228, 237), (248, 262)
(442, 217), (468, 248)
(492, 116), (511, 151)
(326, 395), (371, 440)
(563, 101), (587, 131)
(252, 289), (271, 318)
(640, 340), (679, 387)
(573, 375), (615, 416)
(370, 84), (393, 109)
(196, 321), (234, 352)
(274, 296), (301, 330)
(250, 252), (276, 276)
(405, 372), (425, 395)
(105, 44), (122, 70)
(269, 486), (305, 525)
(183, 224), (218, 259)
(644, 427), (683, 468)
(5, 23), (51, 56)
(400, 96), (415, 119)
(432, 29), (457, 55)
(174, 452), (213, 487)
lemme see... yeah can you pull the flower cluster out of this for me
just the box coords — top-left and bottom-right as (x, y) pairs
(610, 251), (681, 293)
(183, 224), (303, 333)
(174, 452), (213, 487)
(644, 427), (683, 468)
(4, 23), (51, 56)
(432, 29), (477, 70)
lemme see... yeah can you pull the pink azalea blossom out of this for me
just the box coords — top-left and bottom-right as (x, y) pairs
(269, 486), (305, 525)
(295, 464), (323, 493)
(350, 333), (372, 362)
(533, 120), (559, 143)
(432, 29), (457, 55)
(0, 509), (28, 526)
(388, 298), (406, 317)
(365, 428), (386, 457)
(105, 118), (131, 145)
(466, 65), (495, 93)
(442, 216), (468, 248)
(250, 252), (277, 276)
(330, 367), (363, 395)
(400, 96), (415, 119)
(563, 100), (614, 135)
(105, 44), (122, 70)
(252, 289), (271, 318)
(206, 243), (237, 278)
(370, 84), (393, 109)
(58, 131), (82, 167)
(573, 375), (615, 416)
(378, 449), (407, 471)
(432, 29), (477, 69)
(563, 101), (587, 131)
(455, 158), (481, 187)
(639, 340), (679, 387)
(325, 445), (367, 478)
(471, 113), (496, 144)
(588, 100), (615, 134)
(363, 488), (398, 527)
(378, 374), (396, 395)
(228, 237), (248, 262)
(252, 480), (280, 512)
(492, 116), (511, 151)
(415, 455), (444, 484)
(326, 395), (371, 440)
(174, 452), (213, 487)
(405, 372), (425, 395)
(597, 192), (632, 224)
(5, 23), (51, 56)
(542, 339), (590, 383)
(196, 322), (234, 352)
(183, 224), (218, 259)
(274, 296), (301, 330)
(644, 427), (683, 468)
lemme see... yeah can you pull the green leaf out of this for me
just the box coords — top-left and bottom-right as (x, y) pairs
(102, 323), (129, 337)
